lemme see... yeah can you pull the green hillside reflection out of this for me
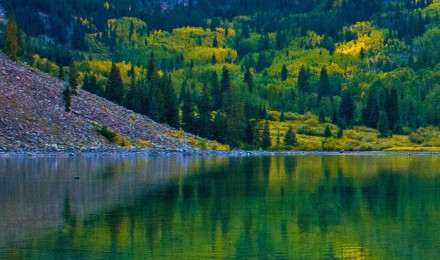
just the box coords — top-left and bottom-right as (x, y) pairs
(2, 155), (440, 259)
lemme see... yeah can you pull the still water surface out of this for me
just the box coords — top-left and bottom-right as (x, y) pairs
(1, 155), (440, 259)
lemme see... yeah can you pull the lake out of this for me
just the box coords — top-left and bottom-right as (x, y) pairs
(1, 155), (440, 259)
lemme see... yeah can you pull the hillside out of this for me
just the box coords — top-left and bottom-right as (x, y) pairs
(0, 54), (200, 152)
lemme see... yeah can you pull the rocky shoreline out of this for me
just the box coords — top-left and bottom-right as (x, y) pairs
(1, 148), (439, 158)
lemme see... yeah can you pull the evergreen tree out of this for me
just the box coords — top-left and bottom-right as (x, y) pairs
(222, 86), (246, 147)
(337, 128), (343, 139)
(163, 74), (180, 128)
(63, 84), (72, 113)
(244, 67), (254, 93)
(149, 97), (160, 122)
(106, 63), (125, 104)
(182, 89), (196, 133)
(5, 14), (18, 61)
(364, 93), (380, 128)
(58, 66), (65, 81)
(318, 67), (331, 99)
(339, 90), (354, 126)
(244, 120), (257, 145)
(298, 65), (310, 93)
(211, 111), (226, 143)
(212, 36), (218, 48)
(385, 88), (399, 130)
(220, 65), (230, 95)
(324, 125), (332, 138)
(211, 71), (221, 110)
(256, 52), (268, 73)
(198, 82), (211, 138)
(284, 126), (297, 146)
(211, 53), (216, 64)
(377, 111), (390, 138)
(281, 64), (288, 81)
(261, 120), (272, 149)
(69, 61), (79, 95)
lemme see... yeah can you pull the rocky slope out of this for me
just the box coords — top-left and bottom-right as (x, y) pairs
(0, 54), (197, 152)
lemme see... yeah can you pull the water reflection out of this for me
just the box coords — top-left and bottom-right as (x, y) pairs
(1, 155), (440, 259)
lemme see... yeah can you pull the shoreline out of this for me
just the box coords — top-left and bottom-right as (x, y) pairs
(1, 148), (440, 158)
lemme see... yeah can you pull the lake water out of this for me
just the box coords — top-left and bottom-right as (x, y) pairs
(1, 155), (440, 259)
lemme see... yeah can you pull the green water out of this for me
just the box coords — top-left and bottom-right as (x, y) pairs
(1, 155), (440, 259)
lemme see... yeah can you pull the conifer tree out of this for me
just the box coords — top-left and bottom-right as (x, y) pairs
(222, 86), (246, 147)
(5, 14), (18, 61)
(198, 82), (211, 138)
(220, 66), (230, 94)
(213, 36), (218, 48)
(211, 111), (226, 143)
(69, 61), (79, 95)
(211, 53), (216, 64)
(281, 64), (288, 81)
(339, 90), (354, 126)
(377, 111), (390, 138)
(211, 71), (220, 110)
(106, 63), (124, 104)
(182, 89), (196, 133)
(164, 74), (180, 128)
(324, 125), (332, 138)
(318, 67), (331, 99)
(244, 67), (253, 93)
(58, 66), (65, 81)
(298, 65), (310, 93)
(63, 84), (72, 113)
(284, 126), (297, 146)
(385, 88), (399, 131)
(261, 120), (272, 149)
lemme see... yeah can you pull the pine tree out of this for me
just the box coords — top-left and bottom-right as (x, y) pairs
(212, 36), (218, 48)
(58, 66), (65, 81)
(220, 65), (230, 95)
(339, 90), (354, 126)
(377, 111), (390, 138)
(281, 64), (288, 81)
(211, 71), (220, 110)
(385, 88), (399, 131)
(198, 82), (211, 138)
(63, 84), (72, 112)
(222, 86), (246, 147)
(106, 63), (125, 104)
(261, 120), (272, 149)
(5, 14), (18, 61)
(318, 67), (331, 99)
(163, 74), (180, 128)
(69, 61), (79, 95)
(244, 67), (254, 93)
(284, 126), (297, 146)
(182, 89), (196, 133)
(298, 65), (310, 93)
(324, 125), (332, 138)
(211, 53), (216, 64)
(211, 111), (226, 143)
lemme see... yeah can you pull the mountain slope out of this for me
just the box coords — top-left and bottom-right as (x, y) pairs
(0, 54), (196, 152)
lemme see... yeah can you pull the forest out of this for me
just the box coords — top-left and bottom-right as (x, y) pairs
(3, 0), (440, 150)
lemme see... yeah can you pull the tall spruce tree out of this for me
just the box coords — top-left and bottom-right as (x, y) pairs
(211, 71), (220, 110)
(281, 64), (288, 81)
(198, 82), (212, 138)
(182, 89), (196, 133)
(298, 65), (310, 93)
(261, 120), (272, 149)
(5, 14), (18, 61)
(63, 84), (72, 113)
(106, 63), (124, 104)
(318, 67), (331, 99)
(339, 90), (354, 126)
(284, 126), (297, 146)
(377, 111), (390, 138)
(163, 74), (180, 128)
(385, 88), (399, 131)
(220, 66), (230, 95)
(69, 61), (79, 95)
(244, 67), (254, 93)
(222, 86), (246, 147)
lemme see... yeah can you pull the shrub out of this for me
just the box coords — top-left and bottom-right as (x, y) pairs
(409, 132), (424, 144)
(98, 126), (118, 143)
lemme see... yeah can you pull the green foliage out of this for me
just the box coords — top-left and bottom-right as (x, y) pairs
(106, 63), (125, 104)
(5, 14), (18, 61)
(62, 84), (72, 112)
(377, 111), (390, 138)
(69, 61), (79, 95)
(284, 126), (297, 146)
(261, 120), (271, 149)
